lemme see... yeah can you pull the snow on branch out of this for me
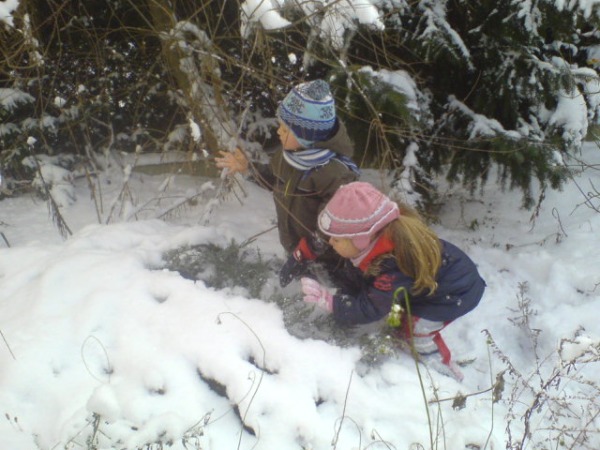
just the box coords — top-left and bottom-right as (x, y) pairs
(0, 0), (19, 26)
(418, 0), (473, 68)
(240, 0), (383, 49)
(447, 96), (523, 140)
(0, 88), (35, 112)
(240, 0), (292, 37)
(548, 87), (589, 149)
(553, 0), (600, 18)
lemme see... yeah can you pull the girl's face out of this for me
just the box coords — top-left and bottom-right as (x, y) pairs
(277, 122), (302, 151)
(328, 236), (360, 259)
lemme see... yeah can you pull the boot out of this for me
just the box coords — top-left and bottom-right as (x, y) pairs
(418, 350), (464, 381)
(418, 332), (464, 381)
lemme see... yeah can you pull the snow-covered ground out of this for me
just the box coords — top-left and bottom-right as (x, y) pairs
(0, 144), (599, 450)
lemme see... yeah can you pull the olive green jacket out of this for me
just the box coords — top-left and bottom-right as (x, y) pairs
(252, 122), (359, 255)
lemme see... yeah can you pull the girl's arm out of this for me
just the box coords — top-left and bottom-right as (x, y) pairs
(331, 270), (414, 326)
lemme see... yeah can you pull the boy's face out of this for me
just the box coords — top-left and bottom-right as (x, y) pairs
(277, 121), (302, 151)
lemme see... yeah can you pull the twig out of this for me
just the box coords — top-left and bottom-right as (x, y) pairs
(366, 430), (395, 449)
(0, 329), (16, 360)
(400, 287), (435, 450)
(216, 312), (266, 450)
(0, 231), (10, 247)
(155, 192), (208, 220)
(240, 225), (278, 248)
(27, 149), (72, 238)
(332, 370), (355, 450)
(551, 207), (568, 238)
(80, 335), (112, 383)
(483, 343), (496, 450)
(428, 386), (494, 405)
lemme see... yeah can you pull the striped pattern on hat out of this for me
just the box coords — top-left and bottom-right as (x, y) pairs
(277, 79), (336, 147)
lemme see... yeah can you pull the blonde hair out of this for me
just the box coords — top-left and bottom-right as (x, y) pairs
(384, 202), (441, 296)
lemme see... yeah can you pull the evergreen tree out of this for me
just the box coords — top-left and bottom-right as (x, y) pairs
(392, 0), (600, 206)
(2, 0), (600, 208)
(241, 0), (600, 207)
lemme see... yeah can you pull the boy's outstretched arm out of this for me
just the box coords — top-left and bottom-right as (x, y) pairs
(215, 148), (249, 175)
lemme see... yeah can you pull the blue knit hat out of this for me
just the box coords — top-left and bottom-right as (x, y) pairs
(277, 79), (337, 147)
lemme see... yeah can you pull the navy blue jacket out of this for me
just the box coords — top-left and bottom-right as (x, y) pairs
(331, 239), (485, 325)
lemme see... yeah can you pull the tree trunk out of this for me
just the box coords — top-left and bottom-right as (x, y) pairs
(146, 0), (233, 154)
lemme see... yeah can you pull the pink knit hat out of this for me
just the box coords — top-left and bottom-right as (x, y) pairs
(318, 182), (400, 250)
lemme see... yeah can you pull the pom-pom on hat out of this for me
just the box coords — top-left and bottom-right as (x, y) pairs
(318, 182), (400, 250)
(277, 79), (337, 147)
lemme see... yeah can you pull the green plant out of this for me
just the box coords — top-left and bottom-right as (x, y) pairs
(162, 240), (273, 298)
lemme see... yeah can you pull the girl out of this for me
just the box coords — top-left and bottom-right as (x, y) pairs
(301, 181), (486, 380)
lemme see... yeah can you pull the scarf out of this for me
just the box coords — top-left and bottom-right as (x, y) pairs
(283, 148), (360, 176)
(352, 234), (396, 272)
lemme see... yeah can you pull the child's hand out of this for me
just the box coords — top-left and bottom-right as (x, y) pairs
(279, 255), (307, 288)
(279, 236), (323, 287)
(301, 277), (334, 312)
(215, 148), (249, 175)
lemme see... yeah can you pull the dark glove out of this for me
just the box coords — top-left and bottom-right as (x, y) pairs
(279, 256), (308, 288)
(279, 235), (327, 287)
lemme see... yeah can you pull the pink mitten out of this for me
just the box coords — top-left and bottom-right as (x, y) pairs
(301, 277), (334, 312)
